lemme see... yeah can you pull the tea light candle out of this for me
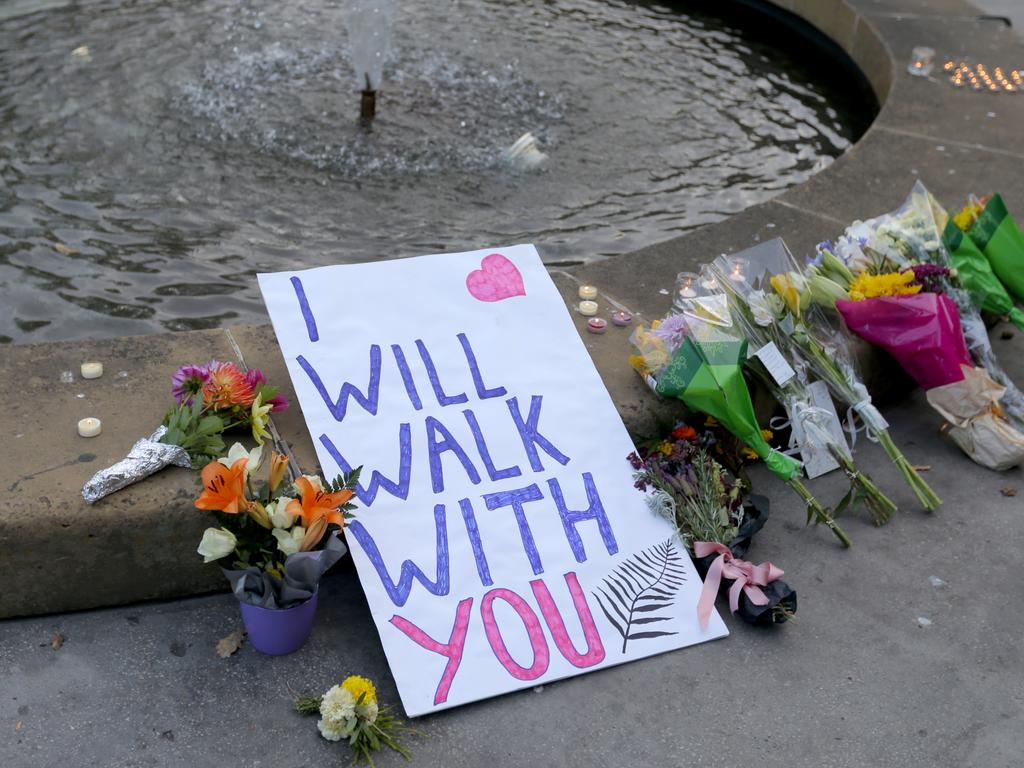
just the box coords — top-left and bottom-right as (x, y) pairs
(578, 300), (598, 316)
(587, 317), (607, 334)
(578, 285), (598, 300)
(611, 310), (633, 326)
(908, 46), (935, 77)
(78, 417), (102, 437)
(81, 361), (103, 379)
(672, 272), (701, 314)
(727, 257), (749, 283)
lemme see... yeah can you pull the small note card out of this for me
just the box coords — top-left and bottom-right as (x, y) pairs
(753, 341), (796, 386)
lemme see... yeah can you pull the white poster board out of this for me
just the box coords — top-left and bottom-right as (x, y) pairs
(258, 245), (727, 717)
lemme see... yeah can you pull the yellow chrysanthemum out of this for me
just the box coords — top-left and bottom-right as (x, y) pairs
(657, 441), (672, 456)
(628, 354), (649, 377)
(760, 429), (773, 441)
(741, 447), (759, 460)
(847, 271), (922, 301)
(953, 202), (983, 232)
(342, 675), (377, 706)
(704, 416), (719, 427)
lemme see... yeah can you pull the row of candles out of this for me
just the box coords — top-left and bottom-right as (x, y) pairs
(575, 256), (748, 332)
(944, 60), (1022, 93)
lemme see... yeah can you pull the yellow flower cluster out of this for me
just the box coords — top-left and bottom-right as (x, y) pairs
(848, 271), (922, 301)
(629, 322), (669, 378)
(341, 675), (377, 705)
(953, 201), (984, 232)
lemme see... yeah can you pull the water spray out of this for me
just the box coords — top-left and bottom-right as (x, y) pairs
(346, 0), (394, 124)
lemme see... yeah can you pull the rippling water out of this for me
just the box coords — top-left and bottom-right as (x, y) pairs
(0, 0), (869, 343)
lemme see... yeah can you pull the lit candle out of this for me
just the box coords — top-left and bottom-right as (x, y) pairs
(728, 257), (749, 283)
(611, 310), (633, 327)
(81, 361), (104, 379)
(578, 300), (598, 316)
(587, 317), (607, 334)
(907, 46), (935, 77)
(78, 417), (102, 438)
(578, 285), (598, 301)
(675, 271), (700, 302)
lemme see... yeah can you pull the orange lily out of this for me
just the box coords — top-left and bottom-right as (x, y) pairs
(195, 457), (249, 515)
(286, 476), (352, 529)
(268, 452), (289, 492)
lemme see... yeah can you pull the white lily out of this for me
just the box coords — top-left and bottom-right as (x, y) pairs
(218, 442), (263, 476)
(267, 496), (296, 529)
(272, 525), (306, 556)
(197, 527), (237, 563)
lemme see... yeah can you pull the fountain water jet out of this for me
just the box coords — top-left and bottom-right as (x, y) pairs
(345, 0), (395, 122)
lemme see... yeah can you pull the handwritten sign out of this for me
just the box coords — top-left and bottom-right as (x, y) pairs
(258, 245), (727, 716)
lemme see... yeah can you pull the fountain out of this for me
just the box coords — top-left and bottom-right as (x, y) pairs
(344, 0), (395, 123)
(0, 0), (873, 344)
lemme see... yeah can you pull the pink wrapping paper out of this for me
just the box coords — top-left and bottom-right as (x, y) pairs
(836, 293), (972, 390)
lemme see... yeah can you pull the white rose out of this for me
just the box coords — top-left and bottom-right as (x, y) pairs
(218, 443), (263, 476)
(197, 527), (237, 563)
(267, 497), (296, 529)
(272, 526), (305, 556)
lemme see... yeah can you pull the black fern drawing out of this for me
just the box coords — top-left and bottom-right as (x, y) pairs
(592, 538), (686, 653)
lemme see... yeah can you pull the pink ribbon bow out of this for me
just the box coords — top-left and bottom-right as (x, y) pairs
(693, 541), (785, 630)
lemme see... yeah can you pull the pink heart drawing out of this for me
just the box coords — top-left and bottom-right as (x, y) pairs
(466, 253), (526, 302)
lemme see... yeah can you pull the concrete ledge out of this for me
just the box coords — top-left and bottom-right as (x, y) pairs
(4, 0), (1024, 618)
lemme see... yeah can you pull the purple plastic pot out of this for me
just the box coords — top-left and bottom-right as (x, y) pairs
(239, 590), (319, 656)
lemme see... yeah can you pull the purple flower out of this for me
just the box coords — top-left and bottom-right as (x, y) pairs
(808, 240), (833, 266)
(171, 363), (211, 404)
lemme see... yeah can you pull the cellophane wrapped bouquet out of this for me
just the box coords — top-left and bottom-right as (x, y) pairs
(708, 249), (897, 526)
(629, 293), (849, 546)
(812, 200), (1024, 471)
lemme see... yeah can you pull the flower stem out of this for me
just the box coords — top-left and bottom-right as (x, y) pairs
(875, 428), (942, 511)
(785, 477), (852, 548)
(828, 445), (898, 525)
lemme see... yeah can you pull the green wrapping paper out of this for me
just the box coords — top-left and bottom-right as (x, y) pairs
(654, 333), (802, 482)
(943, 219), (1024, 330)
(969, 194), (1024, 304)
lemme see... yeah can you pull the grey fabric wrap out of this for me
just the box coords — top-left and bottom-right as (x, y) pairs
(81, 426), (192, 504)
(222, 533), (348, 608)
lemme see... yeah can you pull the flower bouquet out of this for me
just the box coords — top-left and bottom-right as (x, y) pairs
(737, 237), (942, 507)
(839, 182), (1024, 429)
(629, 426), (796, 627)
(834, 277), (1024, 471)
(195, 441), (359, 654)
(942, 216), (1024, 331)
(295, 675), (413, 765)
(957, 193), (1024, 304)
(730, 238), (941, 510)
(82, 360), (289, 503)
(709, 251), (898, 526)
(629, 296), (850, 546)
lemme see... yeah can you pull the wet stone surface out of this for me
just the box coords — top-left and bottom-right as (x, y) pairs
(0, 0), (868, 343)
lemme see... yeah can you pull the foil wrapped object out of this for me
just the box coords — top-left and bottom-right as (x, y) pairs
(82, 426), (192, 504)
